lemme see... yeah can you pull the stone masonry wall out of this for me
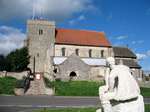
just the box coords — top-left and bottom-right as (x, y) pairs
(90, 66), (106, 81)
(0, 71), (27, 80)
(27, 20), (55, 73)
(57, 54), (91, 81)
(55, 44), (113, 58)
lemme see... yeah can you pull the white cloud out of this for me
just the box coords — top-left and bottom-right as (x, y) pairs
(136, 53), (147, 60)
(0, 26), (26, 55)
(132, 40), (144, 44)
(69, 15), (86, 25)
(69, 20), (76, 25)
(78, 15), (86, 21)
(147, 50), (150, 56)
(0, 0), (94, 21)
(115, 35), (128, 40)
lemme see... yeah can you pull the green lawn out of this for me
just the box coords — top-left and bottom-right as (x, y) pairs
(141, 87), (150, 97)
(0, 76), (24, 95)
(35, 108), (96, 112)
(35, 105), (150, 112)
(0, 76), (150, 97)
(44, 78), (104, 96)
(45, 78), (150, 97)
(0, 77), (17, 94)
(145, 104), (150, 112)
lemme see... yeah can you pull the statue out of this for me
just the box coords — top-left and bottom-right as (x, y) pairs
(96, 57), (144, 112)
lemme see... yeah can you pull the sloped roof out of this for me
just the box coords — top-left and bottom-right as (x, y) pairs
(54, 56), (106, 66)
(113, 47), (137, 58)
(115, 59), (141, 68)
(55, 28), (111, 47)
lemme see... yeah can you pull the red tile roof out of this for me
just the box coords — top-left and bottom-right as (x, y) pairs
(55, 28), (111, 47)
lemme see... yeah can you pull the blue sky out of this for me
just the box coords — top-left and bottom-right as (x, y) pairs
(0, 0), (150, 70)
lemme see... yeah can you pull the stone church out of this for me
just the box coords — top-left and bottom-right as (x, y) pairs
(26, 19), (142, 81)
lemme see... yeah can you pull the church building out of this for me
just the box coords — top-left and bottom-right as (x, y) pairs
(26, 19), (142, 81)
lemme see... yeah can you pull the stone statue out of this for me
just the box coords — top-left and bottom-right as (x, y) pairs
(96, 57), (144, 112)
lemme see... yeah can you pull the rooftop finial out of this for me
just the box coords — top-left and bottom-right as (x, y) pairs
(32, 0), (46, 20)
(32, 0), (35, 20)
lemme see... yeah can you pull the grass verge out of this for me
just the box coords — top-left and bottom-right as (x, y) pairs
(35, 108), (96, 112)
(35, 105), (150, 112)
(0, 77), (17, 94)
(145, 104), (150, 112)
(0, 76), (25, 95)
(141, 87), (150, 97)
(45, 78), (150, 97)
(44, 78), (104, 96)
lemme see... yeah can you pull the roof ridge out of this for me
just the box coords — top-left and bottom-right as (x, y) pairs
(56, 28), (105, 34)
(113, 46), (129, 48)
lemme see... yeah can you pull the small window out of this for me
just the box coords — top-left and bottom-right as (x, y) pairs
(89, 49), (92, 57)
(62, 48), (66, 56)
(53, 68), (57, 73)
(101, 50), (104, 58)
(37, 53), (39, 57)
(39, 29), (43, 35)
(75, 49), (79, 56)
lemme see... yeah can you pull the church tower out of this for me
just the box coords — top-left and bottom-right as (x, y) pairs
(27, 20), (55, 74)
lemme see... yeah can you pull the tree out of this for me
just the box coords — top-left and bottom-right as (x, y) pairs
(5, 47), (30, 72)
(0, 55), (7, 71)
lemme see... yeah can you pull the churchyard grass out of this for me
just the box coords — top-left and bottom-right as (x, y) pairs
(145, 104), (150, 112)
(45, 78), (150, 97)
(0, 76), (17, 94)
(44, 78), (104, 96)
(141, 87), (150, 97)
(35, 105), (150, 112)
(35, 108), (97, 112)
(0, 76), (24, 95)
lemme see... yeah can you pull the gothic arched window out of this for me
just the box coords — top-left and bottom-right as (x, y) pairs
(89, 49), (92, 57)
(101, 50), (104, 58)
(75, 49), (79, 56)
(62, 48), (66, 56)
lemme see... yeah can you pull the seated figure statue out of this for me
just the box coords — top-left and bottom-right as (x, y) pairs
(96, 57), (144, 112)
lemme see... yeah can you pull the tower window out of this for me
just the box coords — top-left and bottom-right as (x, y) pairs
(101, 50), (104, 58)
(62, 48), (66, 56)
(75, 49), (79, 56)
(37, 53), (39, 57)
(39, 29), (43, 35)
(89, 49), (92, 57)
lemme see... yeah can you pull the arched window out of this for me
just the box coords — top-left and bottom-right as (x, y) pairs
(39, 29), (43, 35)
(75, 49), (79, 56)
(61, 48), (66, 56)
(101, 50), (104, 58)
(89, 49), (92, 57)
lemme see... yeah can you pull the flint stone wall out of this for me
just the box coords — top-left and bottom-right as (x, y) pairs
(0, 71), (27, 80)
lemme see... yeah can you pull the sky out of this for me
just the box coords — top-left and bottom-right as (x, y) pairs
(0, 0), (150, 71)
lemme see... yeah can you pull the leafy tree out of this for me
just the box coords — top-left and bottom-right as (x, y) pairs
(1, 47), (30, 72)
(0, 55), (7, 71)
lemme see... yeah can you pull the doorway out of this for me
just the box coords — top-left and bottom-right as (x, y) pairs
(69, 71), (77, 81)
